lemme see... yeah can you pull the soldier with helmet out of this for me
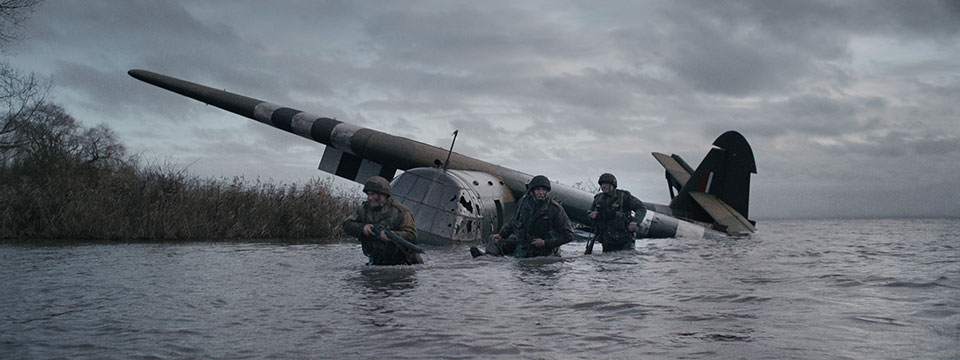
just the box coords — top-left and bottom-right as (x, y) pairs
(588, 173), (647, 252)
(342, 176), (423, 265)
(471, 175), (574, 258)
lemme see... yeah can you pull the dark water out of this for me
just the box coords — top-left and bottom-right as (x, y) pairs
(2, 219), (958, 359)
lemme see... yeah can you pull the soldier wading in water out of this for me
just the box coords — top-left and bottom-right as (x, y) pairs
(471, 175), (574, 258)
(587, 173), (647, 253)
(342, 176), (423, 265)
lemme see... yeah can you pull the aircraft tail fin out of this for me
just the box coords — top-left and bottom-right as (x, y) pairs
(657, 131), (757, 234)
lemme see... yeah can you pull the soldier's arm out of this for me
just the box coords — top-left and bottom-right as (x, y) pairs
(497, 220), (516, 238)
(497, 204), (521, 238)
(342, 208), (366, 237)
(628, 193), (647, 221)
(588, 196), (600, 220)
(546, 207), (575, 248)
(393, 209), (418, 243)
(499, 193), (528, 238)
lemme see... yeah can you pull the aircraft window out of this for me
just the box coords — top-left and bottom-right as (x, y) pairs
(487, 181), (493, 186)
(473, 180), (479, 185)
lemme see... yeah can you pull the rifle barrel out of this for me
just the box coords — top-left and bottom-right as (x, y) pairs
(372, 225), (425, 254)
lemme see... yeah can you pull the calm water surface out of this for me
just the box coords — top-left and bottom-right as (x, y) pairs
(1, 218), (958, 359)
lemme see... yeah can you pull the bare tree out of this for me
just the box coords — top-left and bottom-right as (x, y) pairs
(0, 0), (42, 50)
(0, 62), (48, 156)
(7, 101), (75, 167)
(0, 0), (46, 164)
(79, 123), (126, 168)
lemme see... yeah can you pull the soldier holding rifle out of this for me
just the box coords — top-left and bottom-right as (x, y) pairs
(343, 176), (423, 265)
(587, 173), (647, 253)
(471, 175), (574, 258)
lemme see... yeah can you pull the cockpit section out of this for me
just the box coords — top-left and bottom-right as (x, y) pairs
(390, 168), (517, 245)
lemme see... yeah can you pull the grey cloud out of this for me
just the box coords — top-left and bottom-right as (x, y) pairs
(917, 77), (960, 99)
(782, 95), (858, 132)
(668, 38), (814, 96)
(915, 137), (960, 155)
(631, 0), (959, 96)
(753, 178), (960, 219)
(649, 1), (847, 95)
(807, 130), (960, 158)
(867, 0), (960, 39)
(362, 5), (592, 72)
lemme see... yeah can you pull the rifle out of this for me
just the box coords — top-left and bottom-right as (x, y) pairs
(370, 225), (425, 254)
(584, 229), (600, 255)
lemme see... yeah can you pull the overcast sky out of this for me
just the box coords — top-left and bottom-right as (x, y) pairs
(5, 0), (959, 219)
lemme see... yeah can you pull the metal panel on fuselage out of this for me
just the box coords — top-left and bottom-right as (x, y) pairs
(390, 168), (516, 245)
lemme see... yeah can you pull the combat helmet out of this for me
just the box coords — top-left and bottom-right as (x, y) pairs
(598, 173), (617, 188)
(363, 176), (391, 196)
(528, 175), (551, 191)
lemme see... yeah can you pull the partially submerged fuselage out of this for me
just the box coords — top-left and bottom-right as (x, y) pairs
(128, 69), (755, 245)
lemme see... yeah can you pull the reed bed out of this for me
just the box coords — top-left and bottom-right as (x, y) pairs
(0, 159), (360, 241)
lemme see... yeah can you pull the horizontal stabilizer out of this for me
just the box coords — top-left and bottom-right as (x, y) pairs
(653, 152), (692, 186)
(689, 192), (756, 235)
(653, 152), (692, 198)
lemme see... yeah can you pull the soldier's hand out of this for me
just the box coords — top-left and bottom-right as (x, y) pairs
(532, 238), (545, 247)
(491, 234), (502, 244)
(628, 221), (639, 232)
(362, 224), (375, 237)
(589, 211), (598, 219)
(380, 230), (391, 242)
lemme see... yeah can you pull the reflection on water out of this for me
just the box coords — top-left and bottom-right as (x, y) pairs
(1, 219), (959, 359)
(513, 257), (566, 286)
(357, 267), (419, 296)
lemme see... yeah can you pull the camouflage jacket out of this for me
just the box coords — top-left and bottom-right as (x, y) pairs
(342, 198), (421, 265)
(499, 193), (574, 257)
(590, 189), (647, 244)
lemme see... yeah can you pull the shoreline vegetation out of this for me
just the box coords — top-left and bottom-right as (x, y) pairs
(1, 84), (358, 243)
(0, 162), (360, 242)
(0, 115), (360, 241)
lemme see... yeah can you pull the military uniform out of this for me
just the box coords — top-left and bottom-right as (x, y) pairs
(589, 173), (646, 252)
(480, 175), (574, 258)
(342, 177), (423, 265)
